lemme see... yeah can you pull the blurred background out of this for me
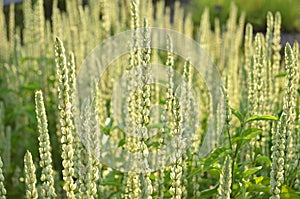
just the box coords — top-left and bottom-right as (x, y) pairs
(189, 0), (300, 33)
(2, 0), (300, 37)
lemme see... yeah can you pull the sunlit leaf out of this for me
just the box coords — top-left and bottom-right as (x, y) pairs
(246, 115), (278, 123)
(243, 166), (262, 178)
(231, 108), (243, 123)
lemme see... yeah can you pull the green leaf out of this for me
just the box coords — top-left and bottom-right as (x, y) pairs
(105, 118), (113, 128)
(149, 173), (156, 181)
(232, 128), (261, 144)
(207, 167), (221, 179)
(102, 118), (114, 135)
(198, 183), (219, 197)
(255, 156), (271, 166)
(247, 184), (270, 194)
(246, 115), (278, 123)
(243, 166), (262, 178)
(22, 83), (41, 90)
(231, 108), (243, 123)
(281, 185), (300, 199)
(240, 128), (261, 137)
(0, 88), (12, 96)
(253, 176), (265, 184)
(275, 72), (287, 78)
(20, 56), (36, 64)
(244, 131), (261, 140)
(146, 141), (160, 148)
(188, 148), (228, 179)
(118, 138), (126, 147)
(203, 146), (229, 171)
(187, 166), (202, 179)
(112, 124), (124, 131)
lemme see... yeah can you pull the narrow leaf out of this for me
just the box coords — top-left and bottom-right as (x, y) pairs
(275, 72), (287, 78)
(255, 156), (271, 166)
(243, 166), (262, 178)
(231, 128), (261, 144)
(246, 115), (278, 123)
(231, 108), (243, 123)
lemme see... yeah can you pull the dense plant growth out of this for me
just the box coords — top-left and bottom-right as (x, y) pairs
(191, 0), (300, 32)
(0, 0), (299, 198)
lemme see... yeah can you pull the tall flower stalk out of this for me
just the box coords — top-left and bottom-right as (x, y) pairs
(35, 90), (57, 198)
(137, 18), (153, 199)
(293, 42), (300, 190)
(54, 37), (76, 199)
(8, 3), (14, 54)
(265, 12), (274, 115)
(272, 12), (281, 109)
(217, 155), (232, 199)
(78, 94), (100, 199)
(169, 92), (184, 199)
(270, 44), (298, 199)
(284, 42), (299, 186)
(24, 151), (38, 199)
(124, 0), (142, 198)
(245, 23), (254, 115)
(0, 156), (6, 199)
(253, 33), (265, 118)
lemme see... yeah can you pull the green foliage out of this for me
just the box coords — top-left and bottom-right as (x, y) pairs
(191, 0), (300, 32)
(0, 0), (300, 198)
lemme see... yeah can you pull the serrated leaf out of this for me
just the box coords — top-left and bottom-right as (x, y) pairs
(246, 115), (278, 123)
